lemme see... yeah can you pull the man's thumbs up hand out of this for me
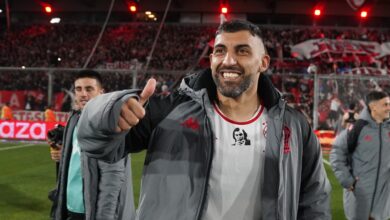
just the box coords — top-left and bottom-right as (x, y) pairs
(116, 78), (156, 133)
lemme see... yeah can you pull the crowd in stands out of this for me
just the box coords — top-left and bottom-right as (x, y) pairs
(1, 23), (390, 127)
(1, 23), (390, 72)
(0, 23), (215, 70)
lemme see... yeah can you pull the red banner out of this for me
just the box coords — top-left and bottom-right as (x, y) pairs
(12, 110), (70, 122)
(0, 120), (65, 140)
(0, 90), (65, 111)
(291, 39), (389, 60)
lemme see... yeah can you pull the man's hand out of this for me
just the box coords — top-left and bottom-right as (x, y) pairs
(347, 176), (359, 191)
(116, 78), (156, 133)
(50, 144), (62, 162)
(47, 138), (62, 162)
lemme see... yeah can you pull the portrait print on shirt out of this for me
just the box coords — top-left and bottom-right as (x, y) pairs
(232, 128), (251, 146)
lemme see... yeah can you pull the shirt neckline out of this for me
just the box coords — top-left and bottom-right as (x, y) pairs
(213, 102), (264, 125)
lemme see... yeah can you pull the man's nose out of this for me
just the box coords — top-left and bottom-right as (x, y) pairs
(222, 52), (237, 66)
(80, 89), (88, 96)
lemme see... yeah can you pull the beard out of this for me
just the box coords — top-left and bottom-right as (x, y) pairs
(212, 70), (253, 98)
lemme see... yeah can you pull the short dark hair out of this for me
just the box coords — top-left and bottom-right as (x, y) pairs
(366, 90), (389, 107)
(216, 20), (263, 40)
(216, 19), (266, 53)
(74, 70), (103, 88)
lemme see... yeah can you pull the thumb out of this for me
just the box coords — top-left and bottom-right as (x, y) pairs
(139, 78), (156, 106)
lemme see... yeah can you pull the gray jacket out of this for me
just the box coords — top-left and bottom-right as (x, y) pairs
(54, 110), (135, 220)
(78, 69), (331, 220)
(330, 108), (390, 220)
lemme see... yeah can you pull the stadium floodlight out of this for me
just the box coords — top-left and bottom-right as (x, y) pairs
(50, 17), (61, 24)
(312, 3), (324, 19)
(314, 9), (321, 17)
(360, 10), (368, 18)
(128, 1), (137, 13)
(0, 9), (3, 13)
(44, 5), (52, 14)
(129, 5), (137, 12)
(220, 5), (228, 14)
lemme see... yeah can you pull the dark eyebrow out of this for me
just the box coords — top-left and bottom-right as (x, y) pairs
(235, 44), (251, 50)
(214, 44), (226, 49)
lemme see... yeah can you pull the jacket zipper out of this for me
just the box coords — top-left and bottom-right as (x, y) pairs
(195, 116), (214, 220)
(274, 102), (286, 220)
(370, 124), (382, 214)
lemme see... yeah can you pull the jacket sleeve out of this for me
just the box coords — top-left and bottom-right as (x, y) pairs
(298, 118), (331, 219)
(77, 89), (141, 162)
(329, 130), (355, 189)
(95, 158), (126, 220)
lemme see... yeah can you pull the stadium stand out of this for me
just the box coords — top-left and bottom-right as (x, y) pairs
(1, 23), (389, 130)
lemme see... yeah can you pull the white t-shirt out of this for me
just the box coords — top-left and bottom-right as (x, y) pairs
(203, 103), (268, 220)
(330, 98), (340, 111)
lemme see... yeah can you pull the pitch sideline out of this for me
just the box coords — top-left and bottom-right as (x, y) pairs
(0, 144), (42, 151)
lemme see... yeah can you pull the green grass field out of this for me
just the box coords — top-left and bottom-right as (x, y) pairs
(0, 142), (346, 219)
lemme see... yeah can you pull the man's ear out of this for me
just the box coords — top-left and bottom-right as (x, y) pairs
(368, 102), (376, 112)
(259, 54), (270, 72)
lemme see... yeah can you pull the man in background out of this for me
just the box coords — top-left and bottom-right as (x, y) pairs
(331, 90), (390, 220)
(1, 102), (13, 120)
(45, 105), (56, 122)
(49, 70), (134, 220)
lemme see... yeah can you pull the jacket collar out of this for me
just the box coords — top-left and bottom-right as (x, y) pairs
(182, 68), (281, 110)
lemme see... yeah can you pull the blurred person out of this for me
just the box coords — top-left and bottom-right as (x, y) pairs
(45, 105), (56, 122)
(159, 84), (170, 97)
(341, 103), (360, 128)
(330, 90), (390, 220)
(78, 20), (331, 219)
(1, 102), (13, 120)
(334, 102), (360, 135)
(328, 93), (343, 129)
(25, 94), (36, 110)
(49, 70), (135, 220)
(34, 94), (47, 111)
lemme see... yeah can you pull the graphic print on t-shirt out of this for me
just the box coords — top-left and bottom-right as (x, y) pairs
(232, 128), (251, 146)
(203, 103), (268, 220)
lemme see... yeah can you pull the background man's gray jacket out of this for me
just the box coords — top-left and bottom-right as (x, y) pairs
(330, 108), (390, 220)
(54, 111), (135, 220)
(78, 69), (331, 220)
